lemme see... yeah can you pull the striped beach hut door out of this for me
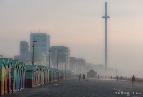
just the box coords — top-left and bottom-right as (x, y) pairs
(8, 62), (11, 94)
(16, 65), (20, 91)
(5, 65), (8, 95)
(0, 62), (2, 96)
(10, 66), (14, 93)
(1, 64), (5, 95)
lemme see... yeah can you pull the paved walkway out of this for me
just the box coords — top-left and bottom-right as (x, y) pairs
(3, 79), (143, 97)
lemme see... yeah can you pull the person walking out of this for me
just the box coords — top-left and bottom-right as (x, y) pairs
(79, 74), (81, 81)
(131, 75), (135, 88)
(83, 74), (85, 80)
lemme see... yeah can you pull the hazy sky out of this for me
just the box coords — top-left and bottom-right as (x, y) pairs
(1, 0), (143, 76)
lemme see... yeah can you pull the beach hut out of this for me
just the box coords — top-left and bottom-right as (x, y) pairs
(18, 62), (25, 90)
(0, 58), (4, 96)
(25, 65), (35, 88)
(12, 60), (19, 92)
(0, 58), (11, 96)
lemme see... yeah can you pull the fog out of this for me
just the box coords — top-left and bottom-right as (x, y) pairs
(0, 0), (143, 77)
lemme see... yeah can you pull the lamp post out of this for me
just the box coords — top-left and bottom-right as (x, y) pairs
(48, 49), (51, 68)
(56, 50), (59, 80)
(56, 50), (59, 70)
(32, 40), (37, 65)
(65, 53), (68, 80)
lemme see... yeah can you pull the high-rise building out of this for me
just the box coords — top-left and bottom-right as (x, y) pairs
(50, 46), (70, 70)
(30, 33), (50, 65)
(20, 41), (29, 63)
(69, 57), (86, 74)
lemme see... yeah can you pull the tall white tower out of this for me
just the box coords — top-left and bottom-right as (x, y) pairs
(102, 0), (110, 70)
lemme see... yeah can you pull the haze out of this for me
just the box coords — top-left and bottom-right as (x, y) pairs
(0, 0), (143, 77)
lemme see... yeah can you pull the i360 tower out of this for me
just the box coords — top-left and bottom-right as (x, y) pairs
(102, 0), (110, 70)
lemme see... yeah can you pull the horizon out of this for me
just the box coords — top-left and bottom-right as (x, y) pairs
(1, 0), (143, 77)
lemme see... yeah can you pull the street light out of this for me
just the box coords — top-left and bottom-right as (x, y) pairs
(32, 40), (37, 65)
(65, 53), (68, 80)
(48, 49), (51, 68)
(56, 50), (60, 80)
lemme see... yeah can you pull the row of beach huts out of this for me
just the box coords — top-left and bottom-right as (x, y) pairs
(0, 58), (71, 96)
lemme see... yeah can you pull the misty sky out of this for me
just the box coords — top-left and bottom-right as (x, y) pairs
(1, 0), (143, 75)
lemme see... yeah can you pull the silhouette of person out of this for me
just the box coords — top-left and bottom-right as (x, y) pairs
(131, 75), (135, 88)
(83, 74), (85, 80)
(116, 76), (119, 81)
(98, 75), (100, 79)
(79, 74), (81, 81)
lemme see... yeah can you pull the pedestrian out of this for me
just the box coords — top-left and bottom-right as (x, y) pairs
(131, 75), (135, 88)
(98, 75), (100, 79)
(116, 76), (119, 81)
(83, 74), (85, 80)
(79, 74), (81, 81)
